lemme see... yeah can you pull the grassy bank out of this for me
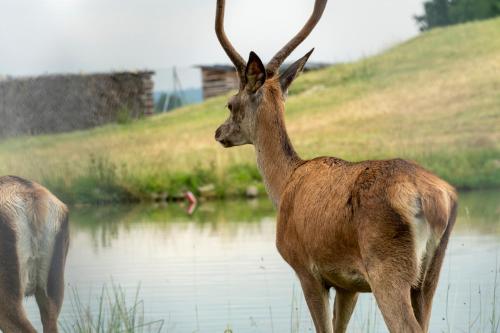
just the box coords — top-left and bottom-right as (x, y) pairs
(1, 18), (499, 203)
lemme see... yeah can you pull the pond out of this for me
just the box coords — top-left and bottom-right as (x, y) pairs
(25, 190), (500, 332)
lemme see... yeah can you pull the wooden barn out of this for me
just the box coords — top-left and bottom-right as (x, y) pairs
(198, 65), (238, 99)
(198, 62), (330, 99)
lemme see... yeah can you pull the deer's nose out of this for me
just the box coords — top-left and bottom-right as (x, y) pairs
(215, 126), (223, 141)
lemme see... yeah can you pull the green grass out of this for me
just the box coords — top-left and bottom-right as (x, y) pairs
(1, 18), (499, 203)
(62, 283), (164, 333)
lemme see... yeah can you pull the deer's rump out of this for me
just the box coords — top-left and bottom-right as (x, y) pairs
(277, 157), (456, 292)
(0, 176), (68, 297)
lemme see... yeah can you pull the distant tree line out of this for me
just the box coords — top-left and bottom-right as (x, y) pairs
(415, 0), (500, 30)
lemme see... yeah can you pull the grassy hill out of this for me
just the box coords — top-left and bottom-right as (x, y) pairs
(1, 18), (499, 203)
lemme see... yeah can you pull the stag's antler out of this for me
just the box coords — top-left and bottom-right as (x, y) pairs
(215, 0), (246, 86)
(266, 0), (327, 77)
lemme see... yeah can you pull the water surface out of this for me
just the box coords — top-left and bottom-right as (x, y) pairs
(25, 190), (500, 332)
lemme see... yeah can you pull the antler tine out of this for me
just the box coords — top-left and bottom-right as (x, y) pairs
(215, 0), (246, 84)
(266, 0), (327, 77)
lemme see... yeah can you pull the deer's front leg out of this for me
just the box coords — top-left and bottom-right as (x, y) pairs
(333, 288), (358, 333)
(297, 272), (332, 333)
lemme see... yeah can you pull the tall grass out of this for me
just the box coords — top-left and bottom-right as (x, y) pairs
(489, 260), (500, 333)
(62, 283), (164, 333)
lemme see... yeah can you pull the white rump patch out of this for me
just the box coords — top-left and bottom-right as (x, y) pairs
(413, 215), (433, 274)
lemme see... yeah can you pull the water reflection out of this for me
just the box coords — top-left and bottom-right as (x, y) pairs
(72, 199), (275, 249)
(24, 190), (500, 332)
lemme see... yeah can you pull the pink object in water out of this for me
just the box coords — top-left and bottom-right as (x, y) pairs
(185, 191), (197, 215)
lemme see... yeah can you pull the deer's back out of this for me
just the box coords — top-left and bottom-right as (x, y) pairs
(277, 157), (456, 291)
(0, 175), (68, 296)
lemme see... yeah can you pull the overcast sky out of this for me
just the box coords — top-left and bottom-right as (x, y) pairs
(0, 0), (425, 88)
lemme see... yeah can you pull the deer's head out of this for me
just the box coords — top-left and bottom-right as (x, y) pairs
(214, 0), (327, 148)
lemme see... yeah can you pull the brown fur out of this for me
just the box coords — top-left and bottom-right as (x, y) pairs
(277, 155), (456, 332)
(0, 176), (69, 333)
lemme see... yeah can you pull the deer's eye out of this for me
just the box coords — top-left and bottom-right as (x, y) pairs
(227, 103), (233, 111)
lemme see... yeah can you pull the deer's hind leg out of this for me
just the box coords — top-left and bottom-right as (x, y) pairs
(0, 307), (37, 333)
(411, 201), (457, 332)
(35, 289), (61, 333)
(0, 213), (37, 333)
(35, 211), (69, 333)
(360, 213), (423, 332)
(370, 277), (422, 333)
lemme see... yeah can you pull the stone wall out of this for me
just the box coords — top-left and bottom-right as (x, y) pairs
(0, 71), (154, 137)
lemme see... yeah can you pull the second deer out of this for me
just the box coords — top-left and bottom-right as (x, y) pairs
(0, 176), (69, 333)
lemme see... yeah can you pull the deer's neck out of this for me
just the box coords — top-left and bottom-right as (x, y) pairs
(254, 101), (302, 207)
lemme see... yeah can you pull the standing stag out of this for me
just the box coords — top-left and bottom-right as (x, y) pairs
(0, 176), (69, 333)
(213, 0), (457, 332)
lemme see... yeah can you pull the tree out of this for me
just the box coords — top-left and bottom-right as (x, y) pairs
(415, 0), (500, 31)
(415, 0), (450, 30)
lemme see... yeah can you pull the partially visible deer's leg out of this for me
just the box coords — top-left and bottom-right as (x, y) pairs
(365, 247), (423, 333)
(297, 272), (333, 333)
(36, 213), (69, 333)
(411, 253), (447, 332)
(410, 286), (425, 327)
(0, 215), (37, 333)
(411, 203), (457, 332)
(371, 280), (422, 333)
(35, 290), (61, 333)
(358, 208), (425, 332)
(0, 306), (37, 333)
(332, 288), (358, 333)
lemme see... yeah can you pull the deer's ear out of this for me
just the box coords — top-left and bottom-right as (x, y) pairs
(245, 51), (266, 93)
(279, 48), (314, 95)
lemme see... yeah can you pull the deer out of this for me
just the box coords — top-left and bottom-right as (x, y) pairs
(213, 0), (458, 332)
(0, 175), (69, 333)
